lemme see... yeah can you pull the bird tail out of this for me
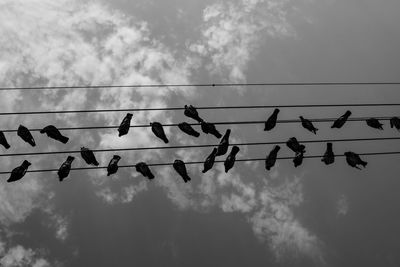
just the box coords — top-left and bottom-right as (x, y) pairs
(193, 132), (200, 138)
(148, 173), (155, 180)
(163, 138), (169, 144)
(390, 120), (394, 128)
(361, 161), (368, 168)
(215, 133), (222, 138)
(94, 160), (100, 166)
(60, 136), (69, 144)
(3, 143), (10, 149)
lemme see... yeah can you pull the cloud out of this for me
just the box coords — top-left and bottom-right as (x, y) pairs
(336, 194), (349, 216)
(0, 245), (51, 267)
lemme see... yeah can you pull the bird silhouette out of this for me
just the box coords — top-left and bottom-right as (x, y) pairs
(118, 113), (133, 137)
(321, 143), (335, 165)
(293, 152), (304, 168)
(135, 162), (155, 180)
(7, 160), (31, 183)
(366, 118), (383, 130)
(17, 125), (36, 147)
(344, 152), (367, 170)
(216, 129), (231, 156)
(0, 131), (10, 149)
(265, 145), (280, 171)
(178, 122), (200, 137)
(200, 121), (222, 138)
(80, 147), (99, 166)
(264, 109), (280, 131)
(331, 110), (352, 129)
(202, 148), (218, 173)
(300, 116), (318, 134)
(151, 122), (169, 143)
(286, 137), (306, 154)
(173, 160), (191, 183)
(58, 156), (75, 182)
(107, 155), (121, 176)
(390, 117), (400, 131)
(224, 146), (240, 173)
(40, 125), (69, 144)
(184, 105), (203, 122)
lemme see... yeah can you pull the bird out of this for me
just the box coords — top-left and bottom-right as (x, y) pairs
(293, 152), (304, 168)
(80, 147), (99, 166)
(331, 110), (352, 129)
(390, 117), (400, 131)
(7, 160), (31, 183)
(344, 151), (367, 170)
(184, 105), (203, 122)
(300, 116), (318, 134)
(366, 118), (383, 130)
(173, 159), (191, 183)
(118, 113), (133, 137)
(107, 155), (121, 176)
(265, 145), (280, 171)
(0, 131), (10, 149)
(200, 121), (222, 138)
(17, 125), (36, 147)
(224, 146), (240, 173)
(286, 137), (306, 154)
(135, 162), (155, 180)
(264, 109), (280, 131)
(202, 148), (218, 173)
(216, 129), (231, 156)
(321, 143), (335, 165)
(151, 122), (169, 143)
(40, 125), (69, 144)
(58, 156), (75, 182)
(178, 122), (200, 137)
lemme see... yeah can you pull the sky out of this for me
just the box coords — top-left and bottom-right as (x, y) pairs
(0, 0), (400, 266)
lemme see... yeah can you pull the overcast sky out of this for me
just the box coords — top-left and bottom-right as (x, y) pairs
(1, 0), (400, 266)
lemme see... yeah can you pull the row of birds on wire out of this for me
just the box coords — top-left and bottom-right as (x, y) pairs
(4, 105), (399, 183)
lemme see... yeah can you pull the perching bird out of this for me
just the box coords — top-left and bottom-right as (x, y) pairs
(321, 143), (335, 165)
(151, 122), (169, 143)
(0, 131), (10, 149)
(7, 160), (31, 183)
(178, 122), (200, 138)
(107, 155), (121, 176)
(184, 105), (203, 122)
(366, 118), (383, 130)
(344, 152), (368, 170)
(293, 152), (304, 168)
(173, 159), (191, 183)
(202, 148), (218, 173)
(264, 109), (280, 131)
(58, 156), (75, 182)
(80, 147), (99, 166)
(17, 125), (36, 147)
(331, 110), (352, 129)
(224, 146), (240, 173)
(216, 129), (231, 156)
(135, 162), (155, 180)
(300, 116), (318, 134)
(40, 125), (69, 144)
(201, 121), (222, 138)
(265, 145), (280, 171)
(390, 117), (400, 131)
(118, 113), (133, 137)
(286, 137), (306, 154)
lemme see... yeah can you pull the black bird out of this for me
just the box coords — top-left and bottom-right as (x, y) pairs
(7, 160), (31, 183)
(216, 129), (231, 156)
(151, 122), (169, 143)
(118, 113), (133, 137)
(331, 110), (352, 129)
(344, 152), (368, 170)
(366, 118), (383, 130)
(40, 125), (69, 144)
(58, 156), (75, 182)
(321, 143), (335, 165)
(201, 121), (222, 138)
(178, 122), (200, 138)
(80, 147), (99, 166)
(202, 148), (218, 173)
(224, 146), (240, 173)
(135, 162), (155, 180)
(300, 116), (318, 134)
(390, 117), (400, 131)
(286, 137), (306, 154)
(0, 131), (10, 149)
(293, 152), (304, 168)
(17, 125), (36, 147)
(264, 108), (280, 131)
(265, 145), (280, 171)
(184, 105), (203, 122)
(173, 159), (191, 183)
(107, 155), (121, 176)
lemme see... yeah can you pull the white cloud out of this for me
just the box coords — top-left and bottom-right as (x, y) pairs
(336, 194), (349, 216)
(0, 245), (51, 267)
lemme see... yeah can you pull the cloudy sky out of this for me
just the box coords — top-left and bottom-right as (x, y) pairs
(1, 0), (400, 266)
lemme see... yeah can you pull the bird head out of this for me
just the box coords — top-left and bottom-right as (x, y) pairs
(22, 160), (31, 167)
(67, 156), (75, 161)
(127, 113), (133, 118)
(275, 145), (281, 151)
(113, 155), (121, 160)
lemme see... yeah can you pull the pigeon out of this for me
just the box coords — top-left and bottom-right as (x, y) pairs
(178, 122), (200, 138)
(173, 159), (191, 183)
(17, 125), (36, 147)
(118, 113), (133, 137)
(7, 160), (31, 183)
(151, 122), (169, 143)
(184, 105), (203, 123)
(331, 110), (352, 129)
(107, 155), (121, 176)
(286, 137), (306, 154)
(0, 131), (10, 149)
(366, 118), (383, 130)
(390, 117), (400, 131)
(300, 116), (318, 134)
(80, 147), (99, 166)
(344, 151), (367, 170)
(200, 121), (222, 138)
(135, 162), (155, 180)
(224, 146), (240, 173)
(58, 156), (75, 182)
(321, 143), (335, 165)
(265, 145), (280, 171)
(216, 129), (231, 156)
(293, 152), (304, 168)
(264, 109), (280, 131)
(202, 148), (218, 173)
(40, 125), (69, 144)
